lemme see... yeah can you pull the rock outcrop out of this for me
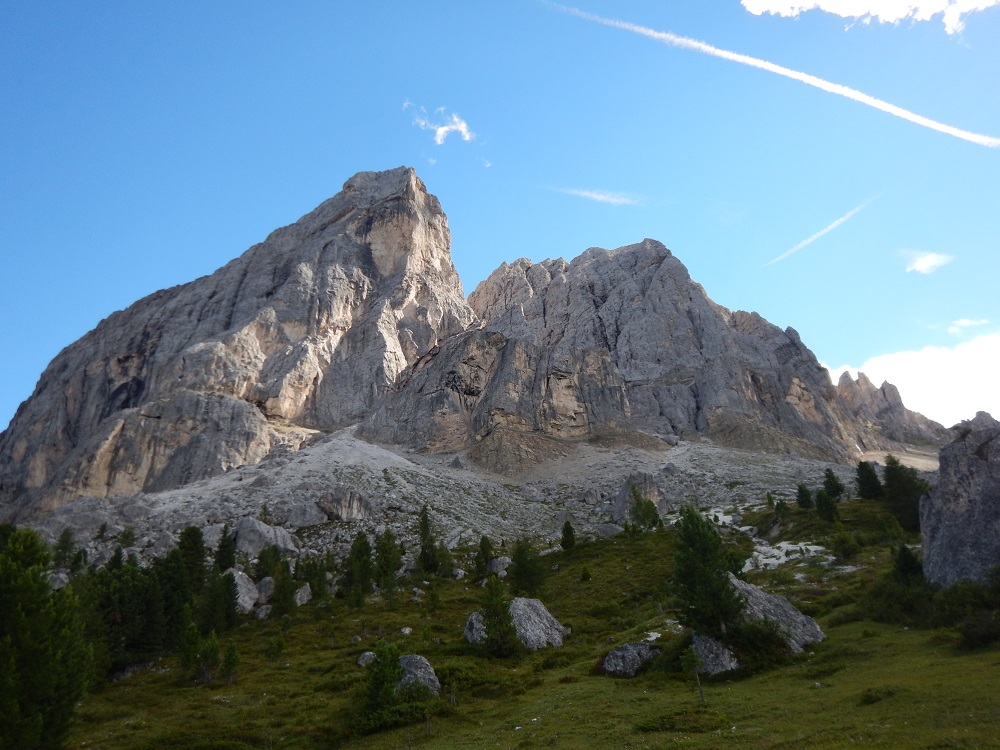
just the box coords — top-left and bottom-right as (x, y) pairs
(361, 241), (944, 471)
(464, 597), (569, 650)
(921, 412), (1000, 586)
(602, 642), (661, 677)
(729, 573), (825, 652)
(398, 654), (441, 695)
(0, 167), (474, 520)
(0, 166), (950, 524)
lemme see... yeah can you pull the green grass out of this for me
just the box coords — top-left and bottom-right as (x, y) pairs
(68, 507), (1000, 749)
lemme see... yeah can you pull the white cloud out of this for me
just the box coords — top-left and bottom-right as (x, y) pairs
(764, 196), (877, 266)
(741, 0), (1000, 35)
(948, 317), (989, 334)
(826, 332), (1000, 426)
(552, 4), (1000, 147)
(903, 250), (954, 273)
(412, 108), (475, 145)
(554, 187), (641, 205)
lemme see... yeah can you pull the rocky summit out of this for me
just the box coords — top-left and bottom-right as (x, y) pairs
(0, 167), (946, 526)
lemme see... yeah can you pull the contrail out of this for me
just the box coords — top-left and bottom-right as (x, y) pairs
(764, 196), (878, 266)
(552, 4), (1000, 149)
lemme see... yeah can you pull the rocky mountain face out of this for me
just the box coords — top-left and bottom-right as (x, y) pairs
(0, 167), (473, 520)
(362, 240), (944, 471)
(922, 412), (1000, 586)
(0, 166), (946, 522)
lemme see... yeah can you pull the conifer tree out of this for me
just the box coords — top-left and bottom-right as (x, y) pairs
(473, 534), (494, 581)
(374, 529), (403, 594)
(417, 504), (440, 574)
(340, 531), (374, 606)
(509, 538), (546, 597)
(883, 455), (929, 532)
(671, 505), (744, 638)
(270, 561), (297, 617)
(815, 489), (840, 523)
(481, 575), (519, 657)
(0, 527), (92, 749)
(795, 483), (814, 509)
(823, 468), (846, 500)
(178, 526), (206, 593)
(213, 522), (237, 571)
(855, 460), (884, 500)
(561, 520), (576, 551)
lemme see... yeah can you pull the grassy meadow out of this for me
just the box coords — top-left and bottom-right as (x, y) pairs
(69, 500), (1000, 749)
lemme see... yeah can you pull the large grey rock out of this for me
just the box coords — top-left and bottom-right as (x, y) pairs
(0, 167), (475, 521)
(294, 583), (312, 607)
(728, 573), (825, 652)
(361, 240), (946, 472)
(464, 597), (569, 651)
(234, 516), (298, 558)
(692, 633), (740, 675)
(487, 556), (511, 575)
(602, 642), (661, 677)
(256, 576), (276, 604)
(922, 413), (1000, 586)
(398, 654), (440, 695)
(612, 473), (668, 524)
(227, 568), (259, 614)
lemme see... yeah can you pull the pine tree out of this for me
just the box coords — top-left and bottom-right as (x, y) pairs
(823, 469), (846, 500)
(481, 575), (519, 657)
(340, 531), (374, 606)
(254, 544), (282, 580)
(795, 483), (814, 509)
(213, 522), (236, 572)
(855, 460), (884, 500)
(561, 520), (576, 551)
(53, 527), (76, 569)
(815, 489), (840, 523)
(374, 530), (403, 594)
(364, 640), (404, 713)
(417, 505), (440, 574)
(178, 526), (206, 593)
(0, 527), (92, 749)
(270, 562), (297, 617)
(473, 535), (494, 581)
(883, 455), (929, 533)
(509, 538), (546, 597)
(220, 642), (239, 685)
(671, 505), (744, 638)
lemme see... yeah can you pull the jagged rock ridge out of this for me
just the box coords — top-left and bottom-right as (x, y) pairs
(0, 167), (473, 520)
(0, 167), (946, 521)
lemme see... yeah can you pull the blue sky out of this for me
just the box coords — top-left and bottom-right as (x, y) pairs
(2, 1), (998, 431)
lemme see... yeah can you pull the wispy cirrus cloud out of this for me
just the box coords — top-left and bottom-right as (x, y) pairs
(741, 0), (1000, 36)
(550, 4), (1000, 148)
(406, 102), (475, 145)
(552, 187), (641, 205)
(903, 250), (955, 273)
(948, 317), (989, 334)
(764, 196), (878, 266)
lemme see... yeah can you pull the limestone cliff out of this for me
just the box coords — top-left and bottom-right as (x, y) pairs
(363, 240), (943, 468)
(0, 167), (474, 519)
(922, 412), (1000, 586)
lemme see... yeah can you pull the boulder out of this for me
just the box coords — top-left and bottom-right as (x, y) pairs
(294, 583), (312, 607)
(692, 633), (740, 675)
(465, 597), (570, 651)
(922, 413), (1000, 585)
(257, 576), (276, 604)
(234, 517), (298, 558)
(227, 568), (259, 614)
(399, 654), (440, 695)
(254, 605), (272, 620)
(728, 573), (825, 652)
(602, 642), (660, 677)
(487, 556), (511, 575)
(357, 651), (376, 667)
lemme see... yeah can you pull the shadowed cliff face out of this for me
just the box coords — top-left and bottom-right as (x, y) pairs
(0, 168), (948, 520)
(0, 167), (475, 519)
